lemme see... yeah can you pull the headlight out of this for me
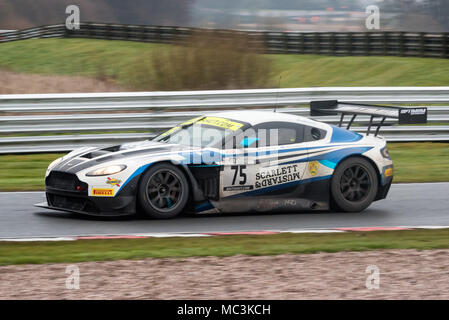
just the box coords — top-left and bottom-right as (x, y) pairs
(380, 147), (391, 159)
(86, 165), (127, 176)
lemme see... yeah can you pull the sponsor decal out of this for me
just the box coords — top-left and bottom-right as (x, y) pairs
(159, 116), (204, 137)
(158, 116), (243, 137)
(197, 117), (244, 131)
(106, 177), (121, 187)
(224, 185), (254, 192)
(400, 108), (426, 116)
(284, 199), (297, 206)
(92, 188), (114, 197)
(385, 167), (393, 177)
(308, 161), (319, 176)
(255, 164), (300, 189)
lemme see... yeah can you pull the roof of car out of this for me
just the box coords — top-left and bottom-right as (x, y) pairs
(209, 110), (325, 127)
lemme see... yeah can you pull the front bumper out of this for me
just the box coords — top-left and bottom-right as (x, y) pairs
(36, 171), (138, 216)
(375, 164), (394, 201)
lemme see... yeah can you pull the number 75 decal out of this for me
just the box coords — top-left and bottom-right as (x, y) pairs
(231, 165), (247, 185)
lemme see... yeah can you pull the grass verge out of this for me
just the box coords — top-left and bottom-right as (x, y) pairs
(271, 54), (449, 87)
(387, 142), (449, 183)
(0, 153), (62, 191)
(0, 143), (448, 191)
(1, 39), (449, 88)
(1, 229), (449, 266)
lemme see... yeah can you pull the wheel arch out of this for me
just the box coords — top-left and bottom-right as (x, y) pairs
(332, 154), (382, 184)
(135, 160), (205, 203)
(329, 153), (381, 211)
(330, 153), (382, 199)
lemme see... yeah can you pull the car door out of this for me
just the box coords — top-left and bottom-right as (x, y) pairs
(219, 121), (308, 204)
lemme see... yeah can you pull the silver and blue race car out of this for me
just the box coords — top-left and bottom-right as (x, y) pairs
(36, 100), (427, 218)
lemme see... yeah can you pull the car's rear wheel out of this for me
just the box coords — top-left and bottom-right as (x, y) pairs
(331, 157), (378, 212)
(138, 163), (189, 219)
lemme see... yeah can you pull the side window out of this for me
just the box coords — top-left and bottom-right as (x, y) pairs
(251, 122), (305, 146)
(238, 127), (258, 148)
(231, 127), (258, 149)
(278, 127), (297, 145)
(304, 126), (327, 142)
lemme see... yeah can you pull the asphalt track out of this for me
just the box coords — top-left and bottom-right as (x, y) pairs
(0, 183), (448, 238)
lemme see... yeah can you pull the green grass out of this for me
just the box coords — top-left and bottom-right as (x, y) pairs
(1, 229), (449, 265)
(271, 54), (449, 87)
(1, 39), (449, 88)
(0, 153), (62, 191)
(388, 142), (449, 183)
(0, 39), (172, 88)
(0, 143), (447, 191)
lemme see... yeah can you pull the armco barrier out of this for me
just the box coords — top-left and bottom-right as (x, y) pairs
(1, 87), (449, 153)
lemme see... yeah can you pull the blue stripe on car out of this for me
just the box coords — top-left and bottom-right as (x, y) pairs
(330, 125), (363, 143)
(116, 163), (153, 194)
(318, 159), (337, 169)
(279, 147), (373, 166)
(195, 201), (215, 212)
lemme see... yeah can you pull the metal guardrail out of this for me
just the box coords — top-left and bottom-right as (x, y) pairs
(1, 22), (449, 59)
(1, 87), (449, 154)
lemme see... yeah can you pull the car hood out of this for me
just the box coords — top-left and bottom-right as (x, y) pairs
(50, 140), (203, 174)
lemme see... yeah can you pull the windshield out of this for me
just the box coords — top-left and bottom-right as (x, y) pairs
(153, 116), (245, 148)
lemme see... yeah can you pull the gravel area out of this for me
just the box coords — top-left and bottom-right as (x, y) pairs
(1, 249), (449, 299)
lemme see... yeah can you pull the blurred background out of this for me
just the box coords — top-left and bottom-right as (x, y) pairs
(1, 0), (449, 32)
(2, 0), (449, 95)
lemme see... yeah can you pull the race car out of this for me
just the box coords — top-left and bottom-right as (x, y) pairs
(35, 100), (427, 218)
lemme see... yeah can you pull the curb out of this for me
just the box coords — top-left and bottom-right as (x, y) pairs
(0, 226), (448, 242)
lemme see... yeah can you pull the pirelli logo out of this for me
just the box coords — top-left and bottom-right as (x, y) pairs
(92, 188), (114, 197)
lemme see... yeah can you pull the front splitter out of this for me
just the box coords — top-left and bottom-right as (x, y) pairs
(34, 201), (135, 217)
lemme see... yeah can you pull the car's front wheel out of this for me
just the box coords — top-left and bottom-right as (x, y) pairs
(138, 163), (189, 219)
(330, 157), (378, 212)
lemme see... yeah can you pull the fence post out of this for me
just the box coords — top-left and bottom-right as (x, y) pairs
(443, 33), (449, 59)
(314, 33), (320, 54)
(399, 31), (405, 57)
(347, 32), (352, 55)
(281, 32), (287, 54)
(365, 32), (370, 56)
(382, 32), (388, 56)
(419, 32), (425, 57)
(330, 32), (335, 55)
(298, 32), (304, 54)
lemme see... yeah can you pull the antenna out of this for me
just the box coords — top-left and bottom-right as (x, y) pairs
(274, 75), (282, 113)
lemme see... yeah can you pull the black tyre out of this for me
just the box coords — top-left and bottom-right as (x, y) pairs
(330, 157), (378, 212)
(137, 163), (189, 219)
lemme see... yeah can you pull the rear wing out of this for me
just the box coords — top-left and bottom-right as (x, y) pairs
(310, 100), (427, 136)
